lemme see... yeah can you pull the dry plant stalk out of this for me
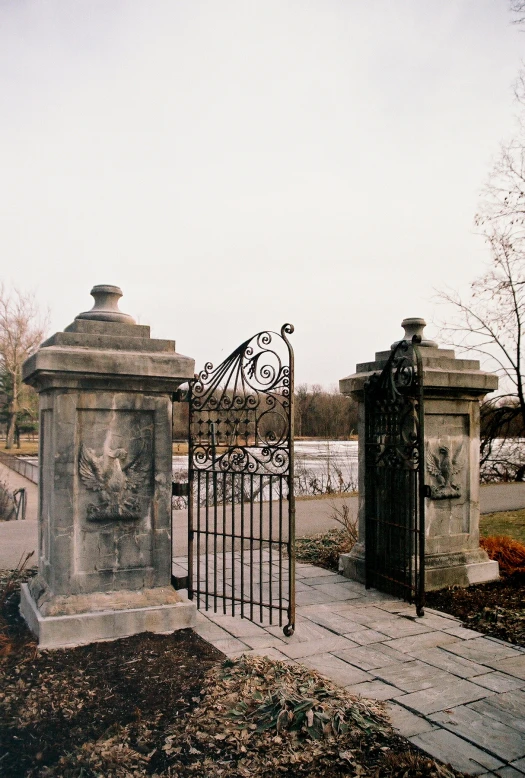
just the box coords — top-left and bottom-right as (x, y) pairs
(329, 502), (358, 548)
(0, 550), (35, 657)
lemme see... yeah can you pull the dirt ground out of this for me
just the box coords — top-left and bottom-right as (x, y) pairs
(1, 570), (464, 778)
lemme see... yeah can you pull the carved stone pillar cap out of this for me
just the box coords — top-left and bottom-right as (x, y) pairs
(391, 317), (438, 349)
(75, 285), (136, 325)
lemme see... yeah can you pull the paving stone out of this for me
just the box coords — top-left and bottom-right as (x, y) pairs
(302, 611), (363, 634)
(394, 678), (490, 715)
(211, 637), (250, 654)
(423, 607), (460, 621)
(384, 631), (460, 654)
(266, 619), (336, 643)
(416, 647), (489, 678)
(329, 604), (395, 624)
(301, 653), (372, 686)
(295, 565), (333, 578)
(248, 647), (289, 661)
(309, 582), (363, 601)
(302, 574), (350, 585)
(192, 621), (233, 641)
(241, 634), (286, 649)
(445, 637), (523, 665)
(278, 635), (357, 659)
(374, 660), (459, 693)
(430, 705), (525, 761)
(495, 766), (525, 777)
(294, 580), (314, 592)
(469, 690), (525, 734)
(386, 702), (438, 737)
(375, 601), (420, 615)
(443, 625), (485, 639)
(343, 628), (388, 645)
(470, 672), (525, 693)
(202, 614), (269, 638)
(295, 588), (335, 606)
(366, 618), (433, 639)
(333, 644), (409, 671)
(487, 656), (525, 680)
(414, 612), (461, 630)
(226, 650), (255, 659)
(345, 680), (402, 700)
(511, 757), (525, 772)
(409, 729), (504, 775)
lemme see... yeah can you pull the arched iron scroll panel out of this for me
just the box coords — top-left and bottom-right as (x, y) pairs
(186, 325), (295, 636)
(364, 339), (425, 617)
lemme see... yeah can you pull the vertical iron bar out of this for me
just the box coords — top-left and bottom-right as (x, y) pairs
(213, 471), (218, 612)
(240, 473), (245, 619)
(414, 341), (426, 617)
(231, 473), (235, 616)
(259, 473), (263, 623)
(205, 470), (209, 610)
(250, 474), (254, 622)
(223, 470), (227, 614)
(196, 470), (201, 610)
(285, 324), (296, 636)
(188, 426), (195, 603)
(278, 476), (283, 626)
(268, 474), (273, 624)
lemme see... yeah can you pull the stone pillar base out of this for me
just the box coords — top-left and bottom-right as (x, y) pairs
(339, 546), (499, 592)
(339, 543), (366, 583)
(424, 550), (499, 590)
(20, 583), (197, 650)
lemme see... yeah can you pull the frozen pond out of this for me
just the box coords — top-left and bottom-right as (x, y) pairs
(173, 439), (359, 497)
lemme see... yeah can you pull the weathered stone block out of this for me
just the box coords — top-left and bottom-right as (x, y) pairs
(339, 318), (499, 592)
(21, 285), (195, 648)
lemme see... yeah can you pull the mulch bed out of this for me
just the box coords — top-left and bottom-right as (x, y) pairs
(0, 570), (464, 778)
(426, 570), (525, 648)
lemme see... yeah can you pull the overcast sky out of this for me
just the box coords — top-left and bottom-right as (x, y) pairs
(1, 1), (524, 386)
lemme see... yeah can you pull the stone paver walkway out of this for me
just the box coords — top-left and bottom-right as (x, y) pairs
(177, 556), (525, 777)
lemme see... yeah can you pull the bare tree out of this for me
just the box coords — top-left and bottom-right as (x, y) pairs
(437, 67), (525, 479)
(0, 286), (48, 449)
(511, 0), (525, 25)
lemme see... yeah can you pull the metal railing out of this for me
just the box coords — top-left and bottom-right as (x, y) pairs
(0, 450), (38, 484)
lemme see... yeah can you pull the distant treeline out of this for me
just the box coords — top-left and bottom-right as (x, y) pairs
(172, 385), (358, 441)
(294, 385), (357, 438)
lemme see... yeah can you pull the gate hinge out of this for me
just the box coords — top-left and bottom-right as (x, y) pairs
(173, 388), (189, 402)
(172, 481), (190, 497)
(423, 484), (432, 498)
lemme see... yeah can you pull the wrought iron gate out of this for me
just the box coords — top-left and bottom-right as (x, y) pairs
(181, 325), (295, 636)
(364, 339), (425, 616)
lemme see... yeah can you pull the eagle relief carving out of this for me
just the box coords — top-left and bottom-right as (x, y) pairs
(78, 441), (151, 521)
(426, 441), (465, 499)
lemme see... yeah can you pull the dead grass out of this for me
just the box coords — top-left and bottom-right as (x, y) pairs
(480, 508), (525, 544)
(480, 535), (525, 575)
(0, 441), (39, 456)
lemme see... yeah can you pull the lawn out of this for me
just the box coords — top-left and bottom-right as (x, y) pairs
(480, 508), (525, 543)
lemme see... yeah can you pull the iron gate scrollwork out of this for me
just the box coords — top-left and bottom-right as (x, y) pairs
(364, 338), (425, 616)
(186, 325), (295, 636)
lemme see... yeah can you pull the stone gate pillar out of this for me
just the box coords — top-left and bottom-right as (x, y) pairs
(20, 285), (196, 648)
(339, 317), (500, 590)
